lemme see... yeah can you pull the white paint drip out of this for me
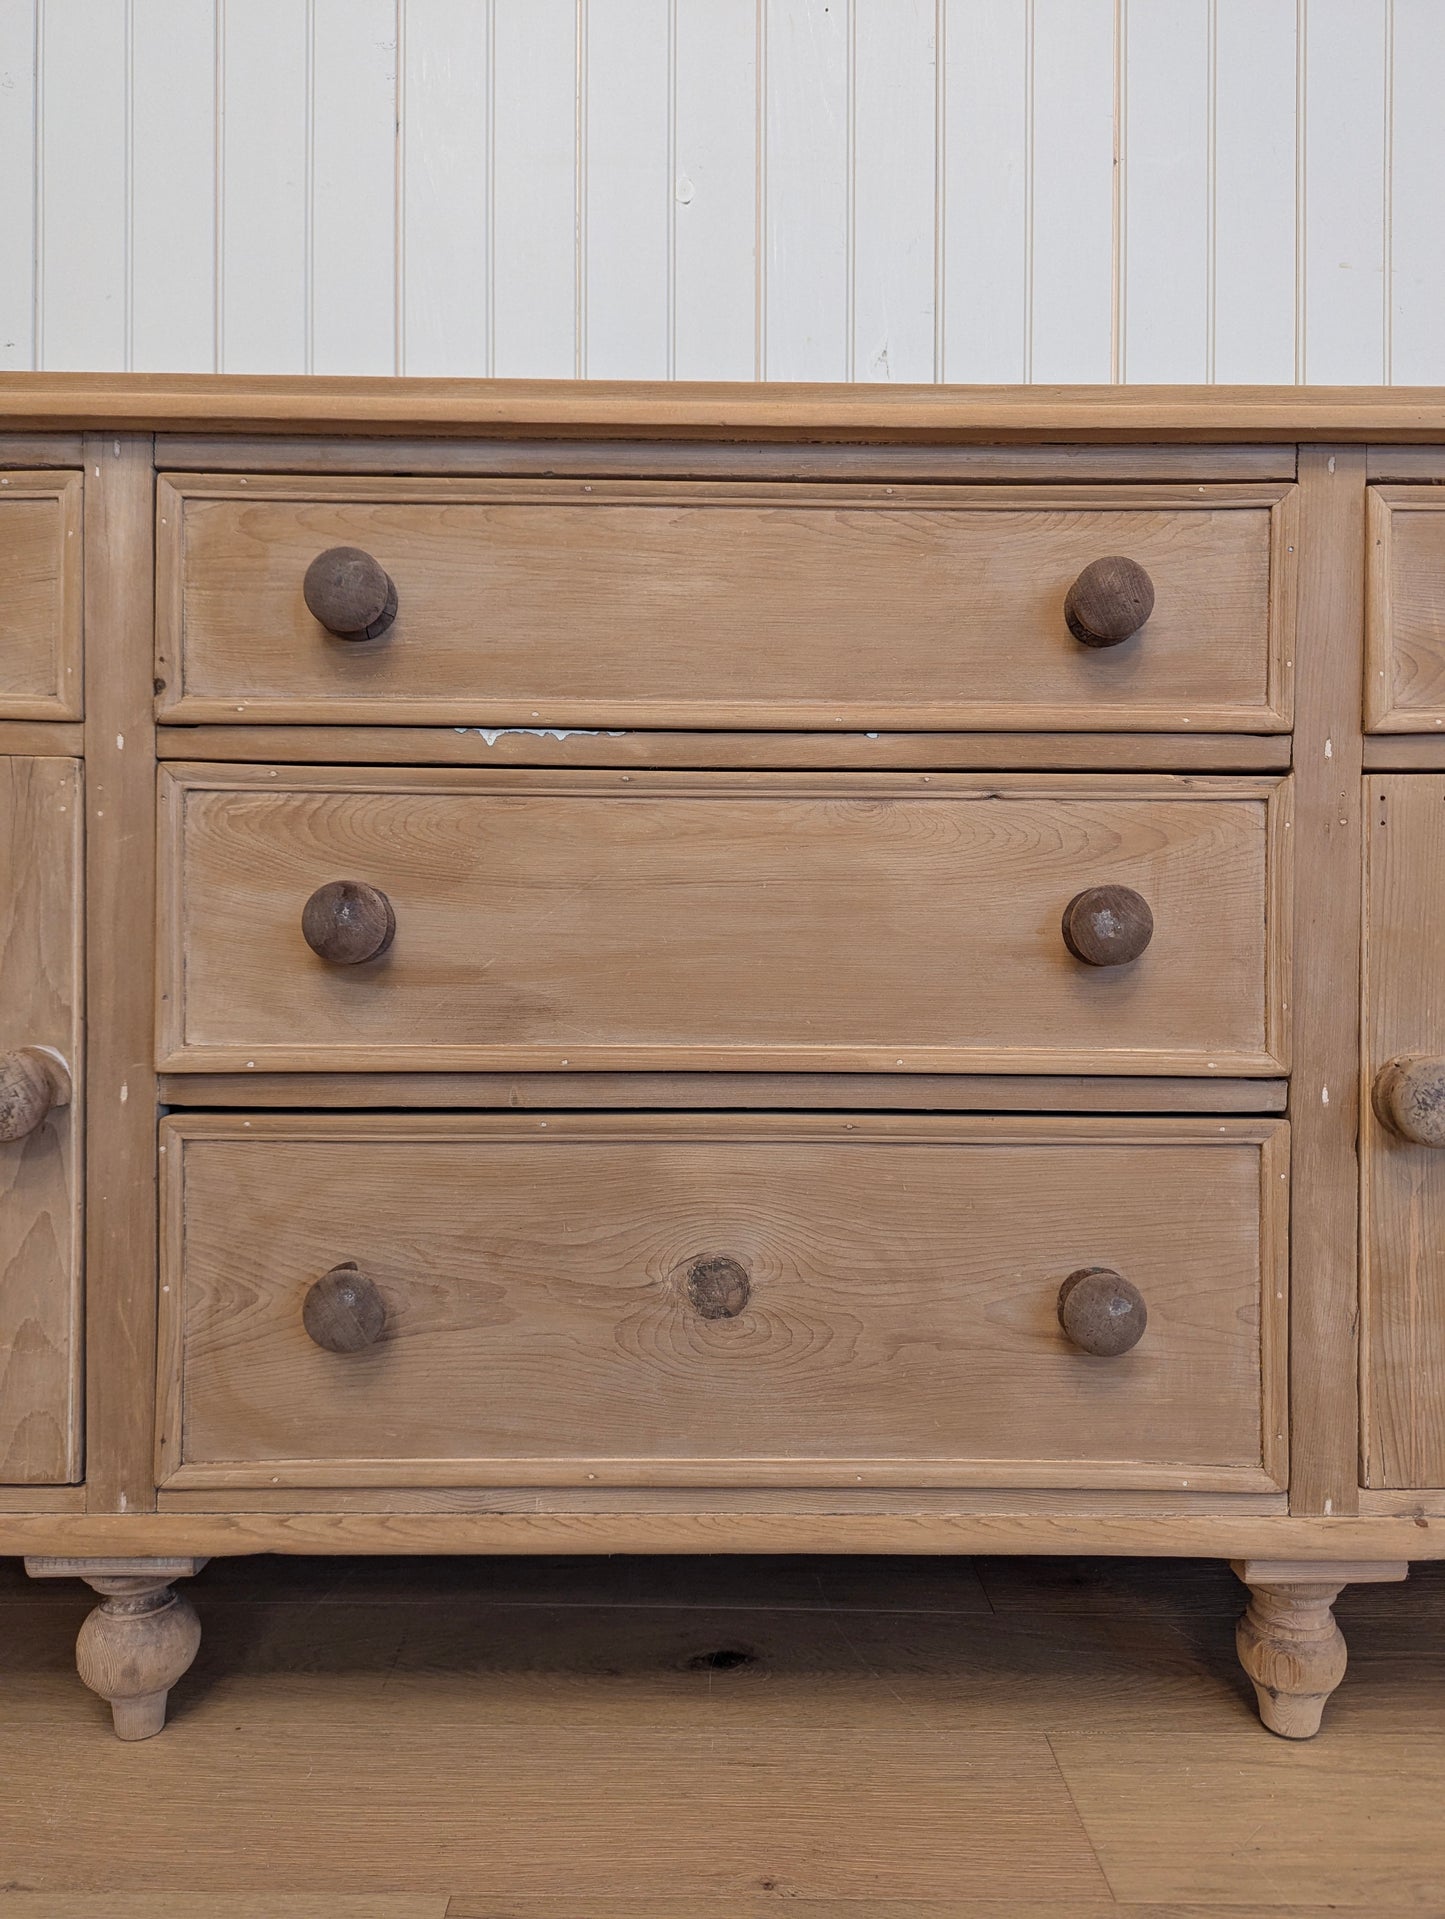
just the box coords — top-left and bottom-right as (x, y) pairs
(1324, 738), (1333, 758)
(1322, 1085), (1330, 1104)
(453, 728), (629, 744)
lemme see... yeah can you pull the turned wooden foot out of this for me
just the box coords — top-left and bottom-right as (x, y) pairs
(24, 1557), (208, 1740)
(1230, 1559), (1408, 1739)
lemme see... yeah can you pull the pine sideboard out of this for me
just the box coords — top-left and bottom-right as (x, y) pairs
(4, 376), (1445, 1741)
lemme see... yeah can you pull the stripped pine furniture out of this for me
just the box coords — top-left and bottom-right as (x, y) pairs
(3, 376), (1445, 1741)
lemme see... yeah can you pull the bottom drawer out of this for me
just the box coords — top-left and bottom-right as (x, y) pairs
(157, 1113), (1288, 1493)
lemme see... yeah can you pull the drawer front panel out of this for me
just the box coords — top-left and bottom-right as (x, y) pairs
(0, 474), (82, 719)
(159, 1114), (1288, 1492)
(1, 757), (83, 1483)
(156, 476), (1295, 731)
(158, 769), (1289, 1076)
(1364, 775), (1445, 1486)
(1367, 487), (1445, 731)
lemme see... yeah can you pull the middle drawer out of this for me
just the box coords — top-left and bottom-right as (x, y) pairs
(158, 768), (1289, 1076)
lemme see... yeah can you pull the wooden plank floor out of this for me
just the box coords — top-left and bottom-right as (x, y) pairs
(0, 1552), (1442, 1914)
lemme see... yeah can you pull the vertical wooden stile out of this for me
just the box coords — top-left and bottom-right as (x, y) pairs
(82, 434), (158, 1513)
(1288, 444), (1367, 1515)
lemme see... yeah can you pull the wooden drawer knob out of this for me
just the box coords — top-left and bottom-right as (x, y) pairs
(685, 1254), (752, 1319)
(303, 546), (399, 640)
(1061, 885), (1153, 967)
(1064, 556), (1155, 647)
(0, 1047), (72, 1142)
(302, 1262), (387, 1352)
(1058, 1266), (1147, 1356)
(1373, 1055), (1445, 1147)
(302, 880), (396, 965)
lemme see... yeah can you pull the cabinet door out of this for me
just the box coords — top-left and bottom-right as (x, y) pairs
(0, 758), (82, 1482)
(1364, 774), (1445, 1487)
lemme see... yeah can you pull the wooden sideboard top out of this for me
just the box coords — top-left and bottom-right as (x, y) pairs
(5, 373), (1445, 441)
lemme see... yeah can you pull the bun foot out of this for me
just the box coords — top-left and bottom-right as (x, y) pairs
(1231, 1559), (1407, 1739)
(25, 1556), (208, 1740)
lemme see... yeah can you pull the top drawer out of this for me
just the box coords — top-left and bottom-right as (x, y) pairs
(0, 472), (82, 719)
(155, 476), (1297, 732)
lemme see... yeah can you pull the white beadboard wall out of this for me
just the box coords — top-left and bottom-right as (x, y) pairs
(0, 0), (1440, 383)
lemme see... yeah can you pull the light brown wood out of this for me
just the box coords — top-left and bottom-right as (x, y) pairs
(0, 470), (82, 718)
(6, 370), (1445, 439)
(81, 435), (159, 1515)
(6, 1552), (1445, 1913)
(1361, 1489), (1445, 1515)
(155, 1112), (1287, 1493)
(0, 433), (84, 466)
(1, 1508), (1443, 1558)
(154, 1485), (1289, 1515)
(157, 767), (1290, 1076)
(0, 1045), (71, 1140)
(1362, 774), (1445, 1487)
(1231, 1559), (1409, 1738)
(1364, 733), (1445, 768)
(155, 475), (1295, 732)
(155, 724), (1295, 771)
(0, 719), (84, 754)
(24, 1555), (207, 1739)
(1364, 485), (1445, 731)
(0, 756), (82, 1484)
(158, 429), (1300, 479)
(155, 1070), (1291, 1112)
(1286, 446), (1366, 1516)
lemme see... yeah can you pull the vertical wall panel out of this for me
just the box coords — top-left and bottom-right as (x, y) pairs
(490, 0), (576, 377)
(584, 0), (671, 378)
(1213, 0), (1295, 384)
(219, 0), (310, 373)
(38, 0), (127, 370)
(310, 0), (397, 375)
(673, 0), (756, 380)
(763, 0), (849, 380)
(1028, 0), (1115, 382)
(851, 0), (936, 382)
(400, 0), (489, 376)
(940, 0), (1027, 384)
(1121, 0), (1209, 382)
(1301, 0), (1388, 384)
(130, 0), (216, 372)
(0, 0), (36, 370)
(12, 1), (1445, 382)
(1389, 0), (1445, 385)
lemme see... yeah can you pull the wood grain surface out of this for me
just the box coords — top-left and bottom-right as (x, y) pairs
(156, 432), (1300, 480)
(157, 768), (1289, 1076)
(2, 1552), (1445, 1911)
(1362, 774), (1445, 1487)
(3, 371), (1445, 439)
(156, 476), (1294, 731)
(81, 435), (159, 1515)
(1366, 486), (1445, 731)
(1284, 446), (1367, 1515)
(0, 471), (82, 718)
(0, 755), (82, 1482)
(157, 1113), (1286, 1493)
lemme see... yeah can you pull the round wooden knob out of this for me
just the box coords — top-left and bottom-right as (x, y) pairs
(301, 880), (396, 965)
(303, 546), (399, 640)
(1373, 1055), (1445, 1147)
(684, 1254), (752, 1320)
(1064, 556), (1156, 647)
(1062, 885), (1154, 967)
(1058, 1266), (1147, 1356)
(0, 1047), (72, 1143)
(302, 1262), (387, 1352)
